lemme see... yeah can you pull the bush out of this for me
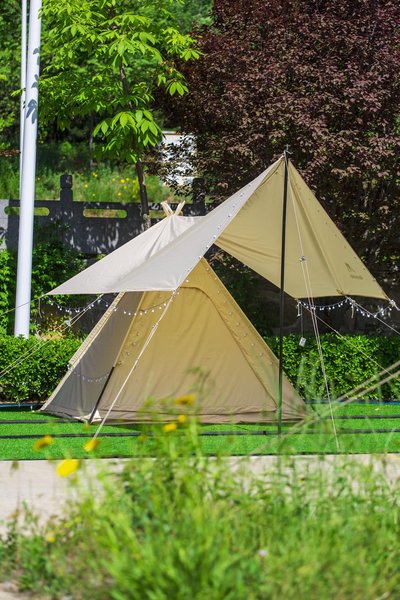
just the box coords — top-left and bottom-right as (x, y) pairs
(267, 334), (400, 400)
(0, 334), (81, 402)
(0, 332), (399, 404)
(0, 227), (85, 334)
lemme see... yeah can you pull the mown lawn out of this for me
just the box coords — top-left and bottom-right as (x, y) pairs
(1, 402), (400, 459)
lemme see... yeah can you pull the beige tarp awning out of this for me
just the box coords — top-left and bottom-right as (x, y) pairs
(50, 157), (386, 299)
(50, 211), (200, 295)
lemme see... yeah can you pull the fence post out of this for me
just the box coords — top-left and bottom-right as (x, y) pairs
(191, 177), (206, 216)
(60, 173), (73, 203)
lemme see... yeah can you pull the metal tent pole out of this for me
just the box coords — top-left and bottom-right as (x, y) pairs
(277, 148), (290, 434)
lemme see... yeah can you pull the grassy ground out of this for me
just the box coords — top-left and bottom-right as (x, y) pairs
(1, 402), (400, 460)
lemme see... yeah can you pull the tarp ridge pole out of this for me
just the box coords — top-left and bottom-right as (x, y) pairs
(14, 0), (42, 338)
(277, 147), (290, 434)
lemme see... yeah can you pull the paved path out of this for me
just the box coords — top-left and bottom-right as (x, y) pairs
(1, 454), (400, 527)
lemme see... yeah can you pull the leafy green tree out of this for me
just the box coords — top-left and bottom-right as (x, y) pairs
(39, 0), (200, 223)
(170, 0), (212, 33)
(0, 0), (22, 153)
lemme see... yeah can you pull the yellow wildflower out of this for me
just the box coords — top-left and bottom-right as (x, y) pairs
(84, 438), (100, 452)
(84, 184), (88, 188)
(56, 459), (80, 478)
(177, 414), (187, 425)
(45, 531), (56, 543)
(175, 394), (196, 406)
(117, 192), (122, 196)
(163, 423), (177, 433)
(92, 172), (98, 177)
(120, 179), (125, 184)
(32, 435), (54, 451)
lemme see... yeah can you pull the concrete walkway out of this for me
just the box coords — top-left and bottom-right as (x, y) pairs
(1, 454), (400, 526)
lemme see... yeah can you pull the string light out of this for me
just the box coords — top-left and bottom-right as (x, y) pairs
(42, 296), (173, 319)
(70, 370), (109, 384)
(297, 297), (394, 319)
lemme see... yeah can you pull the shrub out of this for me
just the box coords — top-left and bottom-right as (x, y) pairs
(0, 334), (81, 402)
(0, 332), (399, 404)
(0, 227), (85, 334)
(267, 334), (400, 400)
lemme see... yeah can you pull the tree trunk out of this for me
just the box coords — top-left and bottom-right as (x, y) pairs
(136, 160), (151, 230)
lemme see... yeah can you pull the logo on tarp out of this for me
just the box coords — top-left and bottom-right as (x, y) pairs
(345, 263), (363, 280)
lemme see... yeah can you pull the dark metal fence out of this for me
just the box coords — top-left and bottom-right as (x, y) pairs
(0, 174), (207, 255)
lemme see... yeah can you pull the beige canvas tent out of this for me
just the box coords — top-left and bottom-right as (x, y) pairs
(41, 258), (306, 423)
(43, 156), (387, 424)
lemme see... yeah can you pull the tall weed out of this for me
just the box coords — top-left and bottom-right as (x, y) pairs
(1, 420), (399, 599)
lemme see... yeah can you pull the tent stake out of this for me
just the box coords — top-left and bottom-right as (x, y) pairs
(278, 148), (290, 434)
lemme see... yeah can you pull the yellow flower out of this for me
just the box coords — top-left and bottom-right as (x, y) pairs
(117, 192), (122, 196)
(175, 394), (196, 406)
(84, 183), (88, 188)
(45, 531), (56, 543)
(92, 172), (98, 177)
(177, 414), (187, 425)
(56, 459), (80, 478)
(84, 438), (100, 452)
(120, 179), (125, 184)
(163, 423), (177, 433)
(32, 435), (54, 450)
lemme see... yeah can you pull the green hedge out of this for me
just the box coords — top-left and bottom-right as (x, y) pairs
(266, 334), (400, 400)
(0, 333), (399, 404)
(0, 334), (81, 403)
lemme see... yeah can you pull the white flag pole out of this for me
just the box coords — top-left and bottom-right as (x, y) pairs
(19, 0), (28, 197)
(14, 0), (42, 338)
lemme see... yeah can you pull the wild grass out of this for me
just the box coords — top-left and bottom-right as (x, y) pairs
(0, 149), (178, 204)
(1, 419), (400, 599)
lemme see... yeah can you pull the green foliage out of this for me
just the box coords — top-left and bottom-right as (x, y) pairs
(0, 148), (178, 203)
(0, 334), (80, 402)
(267, 334), (400, 400)
(170, 0), (212, 33)
(40, 0), (200, 164)
(0, 231), (84, 333)
(0, 1), (20, 150)
(0, 329), (399, 404)
(0, 248), (14, 332)
(2, 425), (400, 598)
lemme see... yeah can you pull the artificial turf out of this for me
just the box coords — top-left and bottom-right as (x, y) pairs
(1, 402), (400, 460)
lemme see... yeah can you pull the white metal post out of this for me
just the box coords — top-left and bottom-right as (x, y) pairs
(19, 0), (28, 196)
(14, 0), (42, 338)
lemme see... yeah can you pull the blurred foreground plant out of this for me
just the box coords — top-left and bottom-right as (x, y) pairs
(1, 413), (400, 599)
